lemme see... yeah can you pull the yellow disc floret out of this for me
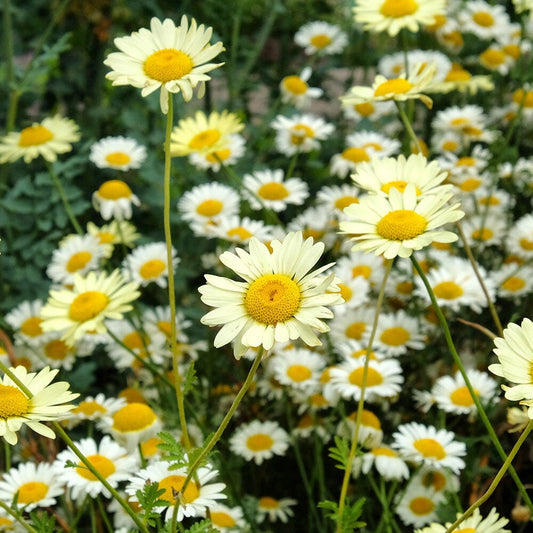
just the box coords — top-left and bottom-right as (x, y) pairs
(374, 78), (414, 97)
(69, 291), (109, 322)
(377, 209), (427, 240)
(0, 384), (30, 418)
(18, 125), (54, 147)
(380, 0), (419, 18)
(112, 402), (157, 432)
(144, 49), (193, 82)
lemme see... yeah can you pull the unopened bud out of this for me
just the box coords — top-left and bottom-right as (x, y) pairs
(511, 503), (531, 523)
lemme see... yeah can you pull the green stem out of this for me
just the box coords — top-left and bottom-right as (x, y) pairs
(182, 348), (264, 492)
(163, 93), (190, 451)
(445, 420), (533, 533)
(3, 0), (16, 133)
(285, 152), (298, 182)
(0, 500), (38, 533)
(395, 101), (421, 153)
(336, 259), (393, 533)
(411, 255), (533, 514)
(45, 160), (83, 235)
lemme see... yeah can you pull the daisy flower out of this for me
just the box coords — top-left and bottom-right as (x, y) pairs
(0, 115), (80, 164)
(415, 507), (510, 533)
(353, 0), (446, 36)
(337, 408), (384, 449)
(0, 462), (64, 512)
(142, 305), (190, 344)
(170, 109), (243, 156)
(122, 241), (179, 288)
(357, 445), (409, 480)
(379, 50), (452, 83)
(188, 133), (246, 171)
(269, 348), (324, 391)
(317, 184), (361, 218)
(335, 251), (386, 287)
(5, 299), (46, 346)
(395, 482), (443, 528)
(31, 331), (92, 371)
(46, 234), (106, 286)
(340, 183), (464, 259)
(54, 435), (138, 501)
(199, 232), (342, 358)
(242, 168), (309, 212)
(66, 393), (126, 429)
(271, 113), (334, 156)
(392, 422), (466, 474)
(280, 67), (323, 109)
(479, 45), (515, 75)
(293, 21), (348, 55)
(92, 179), (141, 220)
(459, 212), (507, 249)
(229, 420), (289, 465)
(329, 307), (376, 344)
(489, 318), (533, 418)
(346, 130), (401, 158)
(0, 365), (78, 445)
(256, 496), (297, 523)
(287, 206), (337, 249)
(126, 459), (226, 521)
(333, 276), (370, 314)
(209, 503), (247, 531)
(86, 220), (140, 257)
(89, 136), (147, 171)
(104, 16), (225, 113)
(506, 213), (533, 260)
(459, 1), (511, 41)
(492, 264), (533, 299)
(40, 269), (140, 345)
(210, 215), (274, 244)
(342, 99), (396, 122)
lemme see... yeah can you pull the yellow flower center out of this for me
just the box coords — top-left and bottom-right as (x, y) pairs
(513, 89), (533, 107)
(297, 413), (313, 428)
(463, 125), (483, 137)
(352, 265), (372, 279)
(354, 102), (375, 116)
(258, 182), (289, 201)
(472, 228), (493, 241)
(66, 251), (93, 273)
(105, 152), (131, 166)
(345, 321), (366, 340)
(112, 402), (157, 432)
(503, 44), (521, 59)
(442, 140), (459, 151)
(140, 436), (163, 457)
(335, 196), (359, 210)
(20, 316), (43, 337)
(139, 259), (166, 280)
(456, 529), (476, 533)
(450, 386), (478, 407)
(457, 157), (476, 166)
(519, 238), (533, 251)
(98, 231), (115, 244)
(342, 147), (370, 163)
(158, 475), (199, 504)
(409, 497), (434, 516)
(143, 48), (193, 82)
(459, 178), (482, 192)
(73, 400), (106, 416)
(374, 78), (414, 97)
(211, 512), (237, 528)
(451, 117), (468, 126)
(17, 481), (49, 504)
(18, 125), (54, 147)
(443, 30), (464, 48)
(69, 291), (109, 322)
(98, 180), (132, 200)
(206, 148), (231, 163)
(310, 34), (332, 49)
(413, 438), (446, 459)
(310, 392), (328, 407)
(286, 364), (313, 382)
(338, 283), (353, 302)
(358, 409), (381, 429)
(480, 49), (505, 67)
(0, 518), (14, 527)
(478, 195), (499, 206)
(473, 11), (494, 27)
(44, 339), (69, 360)
(283, 75), (308, 95)
(376, 209), (427, 240)
(123, 331), (147, 351)
(246, 433), (274, 451)
(445, 66), (471, 82)
(0, 384), (30, 418)
(396, 280), (413, 294)
(348, 367), (384, 387)
(290, 124), (315, 145)
(244, 274), (301, 325)
(380, 327), (409, 346)
(259, 496), (280, 509)
(433, 281), (464, 300)
(76, 454), (116, 480)
(371, 447), (397, 457)
(381, 180), (421, 195)
(227, 226), (253, 241)
(501, 276), (525, 292)
(189, 129), (222, 151)
(380, 0), (418, 17)
(196, 199), (223, 217)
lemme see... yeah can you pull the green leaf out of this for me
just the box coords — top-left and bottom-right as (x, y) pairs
(184, 361), (198, 393)
(156, 431), (187, 466)
(184, 519), (219, 533)
(28, 510), (56, 533)
(328, 435), (350, 471)
(136, 481), (169, 527)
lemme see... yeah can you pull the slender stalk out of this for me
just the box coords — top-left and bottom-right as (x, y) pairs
(336, 259), (392, 533)
(46, 160), (83, 235)
(182, 348), (264, 491)
(395, 101), (422, 153)
(411, 255), (533, 514)
(163, 93), (191, 451)
(3, 0), (17, 134)
(0, 500), (38, 533)
(445, 420), (533, 533)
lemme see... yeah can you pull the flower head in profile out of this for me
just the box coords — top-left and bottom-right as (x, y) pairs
(92, 180), (141, 221)
(414, 507), (510, 533)
(0, 365), (79, 445)
(280, 67), (323, 109)
(0, 115), (80, 164)
(489, 317), (533, 418)
(104, 16), (225, 113)
(40, 270), (140, 345)
(199, 232), (343, 358)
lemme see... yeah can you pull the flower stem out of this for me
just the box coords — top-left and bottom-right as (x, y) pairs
(445, 420), (533, 533)
(336, 259), (393, 533)
(163, 93), (191, 451)
(411, 255), (533, 514)
(45, 160), (83, 235)
(395, 101), (421, 153)
(0, 500), (38, 533)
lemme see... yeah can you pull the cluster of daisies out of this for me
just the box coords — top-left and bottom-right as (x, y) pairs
(1, 0), (533, 531)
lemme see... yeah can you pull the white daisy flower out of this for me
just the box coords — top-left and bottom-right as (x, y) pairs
(209, 215), (274, 244)
(86, 220), (140, 257)
(415, 465), (459, 495)
(357, 445), (409, 480)
(66, 393), (126, 429)
(472, 186), (513, 213)
(342, 99), (396, 122)
(5, 299), (46, 346)
(415, 507), (510, 533)
(506, 213), (533, 259)
(89, 136), (147, 171)
(379, 50), (452, 83)
(54, 435), (138, 501)
(335, 251), (387, 288)
(287, 206), (338, 250)
(209, 503), (247, 531)
(329, 306), (376, 345)
(29, 330), (91, 371)
(269, 348), (324, 391)
(335, 339), (387, 362)
(395, 482), (443, 528)
(280, 67), (323, 109)
(46, 234), (106, 286)
(0, 462), (65, 512)
(333, 275), (370, 314)
(188, 133), (246, 172)
(392, 422), (466, 474)
(336, 408), (383, 449)
(492, 263), (533, 299)
(104, 16), (225, 113)
(459, 1), (512, 40)
(142, 305), (190, 345)
(293, 21), (348, 55)
(479, 45), (516, 75)
(242, 168), (309, 212)
(459, 212), (507, 249)
(199, 232), (342, 358)
(256, 496), (297, 523)
(317, 184), (361, 218)
(92, 179), (141, 220)
(432, 105), (494, 145)
(122, 241), (179, 288)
